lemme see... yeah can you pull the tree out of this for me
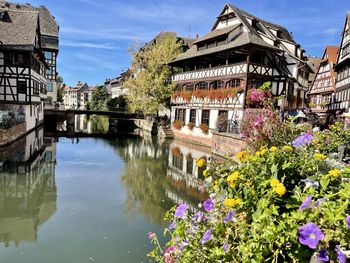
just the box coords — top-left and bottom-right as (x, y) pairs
(107, 95), (127, 111)
(124, 34), (183, 115)
(56, 75), (64, 102)
(91, 86), (110, 111)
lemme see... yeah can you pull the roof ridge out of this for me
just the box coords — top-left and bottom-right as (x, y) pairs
(227, 3), (289, 31)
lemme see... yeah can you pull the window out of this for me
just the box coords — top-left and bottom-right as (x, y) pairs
(217, 110), (228, 132)
(210, 80), (224, 90)
(196, 82), (208, 90)
(201, 110), (210, 126)
(172, 153), (183, 170)
(47, 81), (53, 92)
(186, 157), (193, 174)
(189, 109), (196, 124)
(183, 83), (194, 91)
(33, 82), (39, 95)
(226, 79), (241, 88)
(17, 80), (26, 94)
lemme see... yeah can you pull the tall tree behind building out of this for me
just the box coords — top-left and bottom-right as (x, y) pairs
(124, 34), (183, 115)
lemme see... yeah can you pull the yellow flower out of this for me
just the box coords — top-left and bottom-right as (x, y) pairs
(261, 149), (268, 156)
(283, 146), (293, 151)
(255, 151), (262, 157)
(196, 159), (206, 168)
(270, 146), (278, 152)
(224, 198), (241, 207)
(229, 181), (236, 188)
(274, 183), (287, 196)
(213, 179), (219, 191)
(246, 180), (253, 187)
(313, 153), (326, 161)
(227, 171), (240, 182)
(328, 169), (341, 177)
(260, 145), (268, 151)
(270, 178), (280, 187)
(236, 151), (248, 160)
(203, 170), (208, 177)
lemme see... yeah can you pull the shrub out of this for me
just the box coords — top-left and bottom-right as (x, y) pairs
(2, 112), (16, 129)
(193, 90), (207, 99)
(199, 123), (209, 134)
(173, 120), (184, 130)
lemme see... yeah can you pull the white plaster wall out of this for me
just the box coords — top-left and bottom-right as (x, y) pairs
(209, 109), (218, 129)
(25, 102), (44, 132)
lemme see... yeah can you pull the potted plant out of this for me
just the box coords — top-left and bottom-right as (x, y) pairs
(199, 123), (209, 134)
(172, 120), (184, 129)
(187, 122), (194, 130)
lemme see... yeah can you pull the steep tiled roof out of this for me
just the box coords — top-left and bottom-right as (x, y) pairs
(171, 32), (280, 64)
(194, 24), (240, 44)
(0, 9), (38, 50)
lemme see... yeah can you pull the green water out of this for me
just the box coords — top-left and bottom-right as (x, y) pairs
(0, 129), (209, 263)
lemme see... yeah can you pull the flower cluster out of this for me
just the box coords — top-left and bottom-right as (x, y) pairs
(149, 138), (350, 262)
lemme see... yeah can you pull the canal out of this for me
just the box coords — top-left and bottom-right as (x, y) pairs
(0, 116), (210, 263)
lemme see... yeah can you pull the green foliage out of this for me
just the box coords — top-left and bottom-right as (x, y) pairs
(56, 75), (64, 102)
(312, 120), (350, 155)
(149, 135), (350, 262)
(2, 112), (16, 129)
(124, 35), (183, 114)
(107, 95), (127, 111)
(91, 87), (110, 111)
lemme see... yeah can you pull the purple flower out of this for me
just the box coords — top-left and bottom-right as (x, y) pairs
(346, 215), (350, 229)
(337, 245), (347, 263)
(179, 240), (189, 250)
(301, 179), (319, 189)
(292, 133), (313, 147)
(169, 221), (176, 230)
(200, 229), (212, 245)
(203, 198), (215, 212)
(317, 250), (329, 262)
(174, 203), (188, 218)
(224, 210), (236, 223)
(298, 222), (324, 249)
(192, 211), (205, 222)
(223, 242), (229, 252)
(299, 195), (313, 210)
(315, 198), (329, 207)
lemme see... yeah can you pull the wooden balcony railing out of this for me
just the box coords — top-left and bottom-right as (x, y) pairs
(172, 63), (276, 82)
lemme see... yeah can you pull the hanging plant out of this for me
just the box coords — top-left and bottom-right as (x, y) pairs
(171, 91), (181, 99)
(180, 91), (192, 102)
(193, 90), (207, 99)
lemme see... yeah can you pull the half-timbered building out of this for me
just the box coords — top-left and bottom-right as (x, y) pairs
(308, 46), (338, 115)
(334, 13), (350, 112)
(0, 5), (49, 132)
(169, 4), (313, 146)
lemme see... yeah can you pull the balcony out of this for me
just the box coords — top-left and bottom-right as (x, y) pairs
(172, 63), (276, 83)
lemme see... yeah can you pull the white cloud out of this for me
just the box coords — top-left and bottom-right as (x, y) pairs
(60, 40), (120, 50)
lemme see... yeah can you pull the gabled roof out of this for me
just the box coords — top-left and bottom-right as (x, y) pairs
(335, 12), (350, 68)
(0, 8), (39, 50)
(309, 46), (338, 95)
(194, 24), (240, 44)
(170, 3), (298, 65)
(171, 31), (280, 64)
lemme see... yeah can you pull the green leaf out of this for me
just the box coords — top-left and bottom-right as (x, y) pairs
(320, 177), (330, 190)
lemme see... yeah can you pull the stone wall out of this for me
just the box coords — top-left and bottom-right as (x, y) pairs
(0, 123), (26, 146)
(134, 119), (158, 135)
(212, 130), (246, 158)
(172, 128), (212, 147)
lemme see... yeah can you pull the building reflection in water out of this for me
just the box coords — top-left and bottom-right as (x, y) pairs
(117, 132), (209, 225)
(167, 140), (210, 212)
(0, 127), (57, 247)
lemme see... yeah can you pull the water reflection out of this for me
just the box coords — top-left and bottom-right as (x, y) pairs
(117, 134), (209, 225)
(0, 127), (57, 247)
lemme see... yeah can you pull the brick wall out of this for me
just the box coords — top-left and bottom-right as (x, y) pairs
(0, 123), (26, 147)
(212, 131), (246, 158)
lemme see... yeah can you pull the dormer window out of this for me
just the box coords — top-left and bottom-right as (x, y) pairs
(276, 30), (283, 39)
(0, 11), (11, 22)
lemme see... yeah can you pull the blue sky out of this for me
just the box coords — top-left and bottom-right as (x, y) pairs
(16, 0), (350, 86)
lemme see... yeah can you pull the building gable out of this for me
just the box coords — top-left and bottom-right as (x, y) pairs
(336, 13), (350, 65)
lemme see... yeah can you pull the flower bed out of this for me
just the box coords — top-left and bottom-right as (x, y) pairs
(199, 123), (209, 134)
(172, 120), (184, 130)
(149, 134), (350, 262)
